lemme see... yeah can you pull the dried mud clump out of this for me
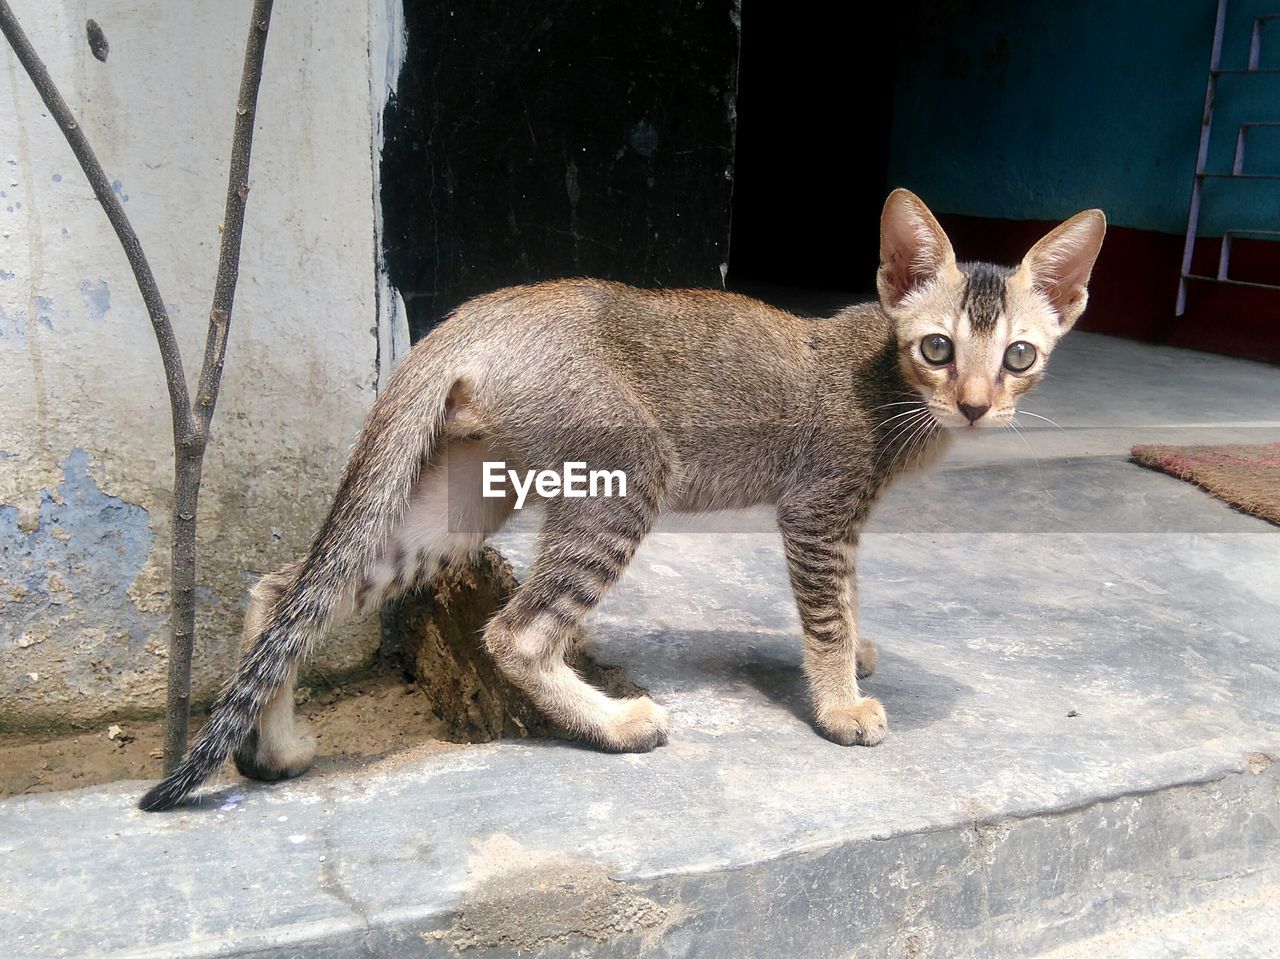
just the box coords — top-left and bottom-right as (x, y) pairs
(386, 546), (643, 743)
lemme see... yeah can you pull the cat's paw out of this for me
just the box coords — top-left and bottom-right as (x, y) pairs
(597, 696), (670, 753)
(816, 697), (887, 746)
(856, 640), (879, 679)
(233, 723), (318, 782)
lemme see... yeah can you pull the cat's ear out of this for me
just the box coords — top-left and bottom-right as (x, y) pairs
(1017, 210), (1106, 330)
(877, 189), (958, 310)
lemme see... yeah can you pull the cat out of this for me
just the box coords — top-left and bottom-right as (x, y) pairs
(139, 189), (1105, 811)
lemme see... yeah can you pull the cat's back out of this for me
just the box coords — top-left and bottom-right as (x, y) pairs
(420, 280), (896, 402)
(446, 277), (801, 345)
(447, 278), (814, 392)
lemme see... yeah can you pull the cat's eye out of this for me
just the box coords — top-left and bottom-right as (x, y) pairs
(919, 334), (954, 365)
(1003, 341), (1037, 373)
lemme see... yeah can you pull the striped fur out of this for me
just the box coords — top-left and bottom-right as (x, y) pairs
(139, 190), (1104, 810)
(959, 262), (1011, 333)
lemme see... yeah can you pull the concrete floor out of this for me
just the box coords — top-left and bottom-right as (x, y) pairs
(3, 330), (1279, 958)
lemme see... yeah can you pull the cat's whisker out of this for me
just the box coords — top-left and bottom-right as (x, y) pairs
(900, 422), (936, 475)
(867, 400), (927, 414)
(875, 406), (929, 429)
(875, 416), (926, 461)
(1008, 419), (1054, 500)
(873, 410), (930, 468)
(872, 418), (927, 467)
(910, 417), (939, 463)
(1015, 409), (1066, 432)
(888, 413), (936, 475)
(894, 425), (924, 474)
(874, 409), (930, 449)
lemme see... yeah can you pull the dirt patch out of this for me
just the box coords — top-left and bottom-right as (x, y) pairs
(0, 672), (454, 798)
(429, 835), (672, 952)
(1, 547), (644, 798)
(1245, 752), (1274, 775)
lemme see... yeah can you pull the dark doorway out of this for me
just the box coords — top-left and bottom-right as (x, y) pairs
(726, 3), (905, 310)
(381, 1), (741, 341)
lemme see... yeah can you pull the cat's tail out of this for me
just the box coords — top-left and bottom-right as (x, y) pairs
(138, 348), (456, 812)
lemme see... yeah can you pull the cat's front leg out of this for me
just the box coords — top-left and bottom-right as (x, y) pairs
(779, 513), (886, 747)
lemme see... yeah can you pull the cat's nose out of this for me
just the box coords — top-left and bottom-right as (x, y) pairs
(958, 401), (990, 423)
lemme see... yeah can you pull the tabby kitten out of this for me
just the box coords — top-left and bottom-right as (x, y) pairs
(140, 189), (1105, 810)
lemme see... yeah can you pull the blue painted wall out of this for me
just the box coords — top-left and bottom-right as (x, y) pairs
(888, 0), (1280, 237)
(0, 450), (163, 710)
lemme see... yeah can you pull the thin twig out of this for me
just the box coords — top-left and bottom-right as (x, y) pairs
(165, 0), (276, 770)
(195, 0), (274, 434)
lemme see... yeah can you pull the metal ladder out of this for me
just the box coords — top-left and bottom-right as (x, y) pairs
(1176, 0), (1280, 315)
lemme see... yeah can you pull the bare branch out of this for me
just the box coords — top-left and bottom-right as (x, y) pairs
(195, 0), (275, 435)
(0, 0), (194, 446)
(165, 0), (276, 770)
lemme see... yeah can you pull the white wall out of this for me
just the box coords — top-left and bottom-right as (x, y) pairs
(0, 0), (406, 722)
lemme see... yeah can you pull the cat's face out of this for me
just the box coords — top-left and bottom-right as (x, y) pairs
(876, 189), (1106, 429)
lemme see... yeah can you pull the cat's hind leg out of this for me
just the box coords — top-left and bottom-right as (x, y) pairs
(235, 438), (515, 781)
(856, 639), (878, 679)
(484, 485), (669, 752)
(232, 563), (316, 781)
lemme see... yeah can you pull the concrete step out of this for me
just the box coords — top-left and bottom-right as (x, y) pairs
(1034, 887), (1280, 959)
(3, 741), (1275, 957)
(6, 467), (1280, 957)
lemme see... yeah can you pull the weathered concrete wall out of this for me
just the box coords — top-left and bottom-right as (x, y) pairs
(0, 1), (406, 724)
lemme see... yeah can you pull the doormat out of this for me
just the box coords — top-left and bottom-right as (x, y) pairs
(1130, 442), (1280, 526)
